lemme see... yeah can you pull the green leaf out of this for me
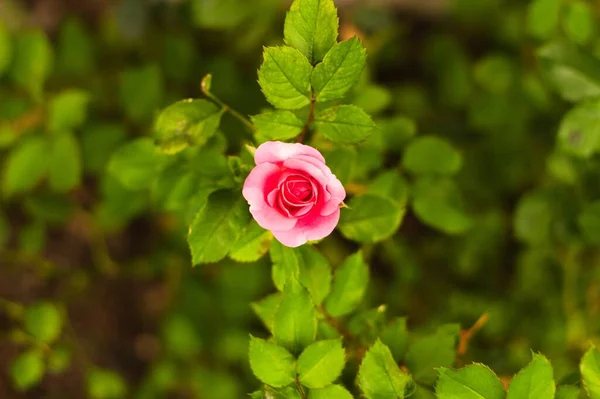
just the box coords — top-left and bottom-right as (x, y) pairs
(107, 138), (166, 190)
(308, 384), (354, 399)
(378, 116), (417, 152)
(229, 220), (273, 262)
(563, 2), (594, 45)
(405, 324), (460, 385)
(473, 54), (515, 94)
(273, 277), (317, 354)
(368, 170), (409, 207)
(47, 346), (72, 375)
(537, 41), (600, 102)
(10, 30), (53, 98)
(251, 293), (282, 333)
(578, 201), (600, 244)
(56, 18), (95, 76)
(436, 364), (505, 399)
(324, 252), (369, 317)
(380, 318), (409, 363)
(251, 110), (305, 141)
(557, 100), (600, 158)
(323, 146), (356, 185)
(314, 105), (376, 144)
(9, 349), (45, 391)
(298, 339), (346, 388)
(265, 386), (304, 398)
(48, 89), (90, 133)
(526, 0), (560, 40)
(270, 242), (332, 306)
(555, 386), (580, 399)
(284, 0), (339, 63)
(412, 177), (472, 235)
(49, 132), (82, 193)
(248, 336), (296, 388)
(18, 221), (46, 254)
(25, 301), (63, 343)
(154, 99), (223, 154)
(87, 368), (128, 399)
(2, 135), (50, 196)
(358, 339), (413, 399)
(506, 353), (555, 399)
(162, 314), (201, 358)
(312, 37), (366, 102)
(188, 189), (250, 265)
(81, 124), (127, 174)
(0, 22), (12, 77)
(119, 64), (164, 122)
(258, 46), (313, 109)
(338, 194), (405, 242)
(403, 136), (462, 176)
(513, 191), (553, 245)
(581, 346), (600, 398)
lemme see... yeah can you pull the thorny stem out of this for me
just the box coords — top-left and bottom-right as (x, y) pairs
(297, 93), (316, 143)
(201, 76), (256, 133)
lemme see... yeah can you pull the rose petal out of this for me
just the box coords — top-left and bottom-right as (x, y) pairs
(255, 141), (325, 165)
(321, 177), (346, 216)
(242, 163), (296, 231)
(271, 209), (340, 248)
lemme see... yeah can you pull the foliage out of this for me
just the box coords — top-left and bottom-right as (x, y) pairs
(1, 0), (600, 397)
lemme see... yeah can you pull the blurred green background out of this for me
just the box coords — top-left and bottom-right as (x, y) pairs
(1, 0), (600, 397)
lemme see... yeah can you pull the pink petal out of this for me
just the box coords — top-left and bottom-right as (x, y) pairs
(272, 209), (340, 248)
(255, 141), (325, 165)
(321, 177), (346, 216)
(242, 163), (296, 231)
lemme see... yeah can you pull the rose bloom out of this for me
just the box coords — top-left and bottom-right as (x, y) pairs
(242, 141), (346, 247)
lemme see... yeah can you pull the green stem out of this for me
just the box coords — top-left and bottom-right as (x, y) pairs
(201, 75), (256, 133)
(297, 92), (316, 143)
(295, 376), (308, 399)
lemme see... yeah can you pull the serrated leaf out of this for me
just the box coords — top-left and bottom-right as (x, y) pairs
(273, 277), (317, 354)
(258, 46), (312, 110)
(537, 41), (600, 102)
(298, 340), (345, 388)
(506, 353), (555, 399)
(229, 220), (273, 262)
(581, 346), (600, 398)
(107, 138), (167, 190)
(403, 136), (462, 176)
(25, 301), (63, 344)
(412, 177), (472, 235)
(405, 324), (460, 385)
(266, 386), (304, 399)
(249, 336), (296, 388)
(312, 37), (366, 102)
(49, 132), (82, 193)
(283, 0), (338, 63)
(188, 189), (250, 265)
(526, 0), (560, 40)
(436, 364), (505, 399)
(48, 89), (90, 133)
(338, 194), (405, 243)
(251, 110), (305, 141)
(314, 105), (376, 144)
(557, 100), (600, 158)
(308, 384), (353, 399)
(270, 242), (332, 306)
(324, 252), (369, 317)
(251, 293), (282, 333)
(368, 170), (409, 207)
(10, 30), (53, 99)
(358, 340), (412, 399)
(555, 386), (580, 399)
(9, 349), (45, 391)
(380, 318), (409, 363)
(154, 99), (223, 154)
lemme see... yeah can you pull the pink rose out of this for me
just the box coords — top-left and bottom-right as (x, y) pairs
(242, 141), (346, 247)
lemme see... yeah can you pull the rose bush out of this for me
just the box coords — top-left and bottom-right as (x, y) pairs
(242, 141), (346, 247)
